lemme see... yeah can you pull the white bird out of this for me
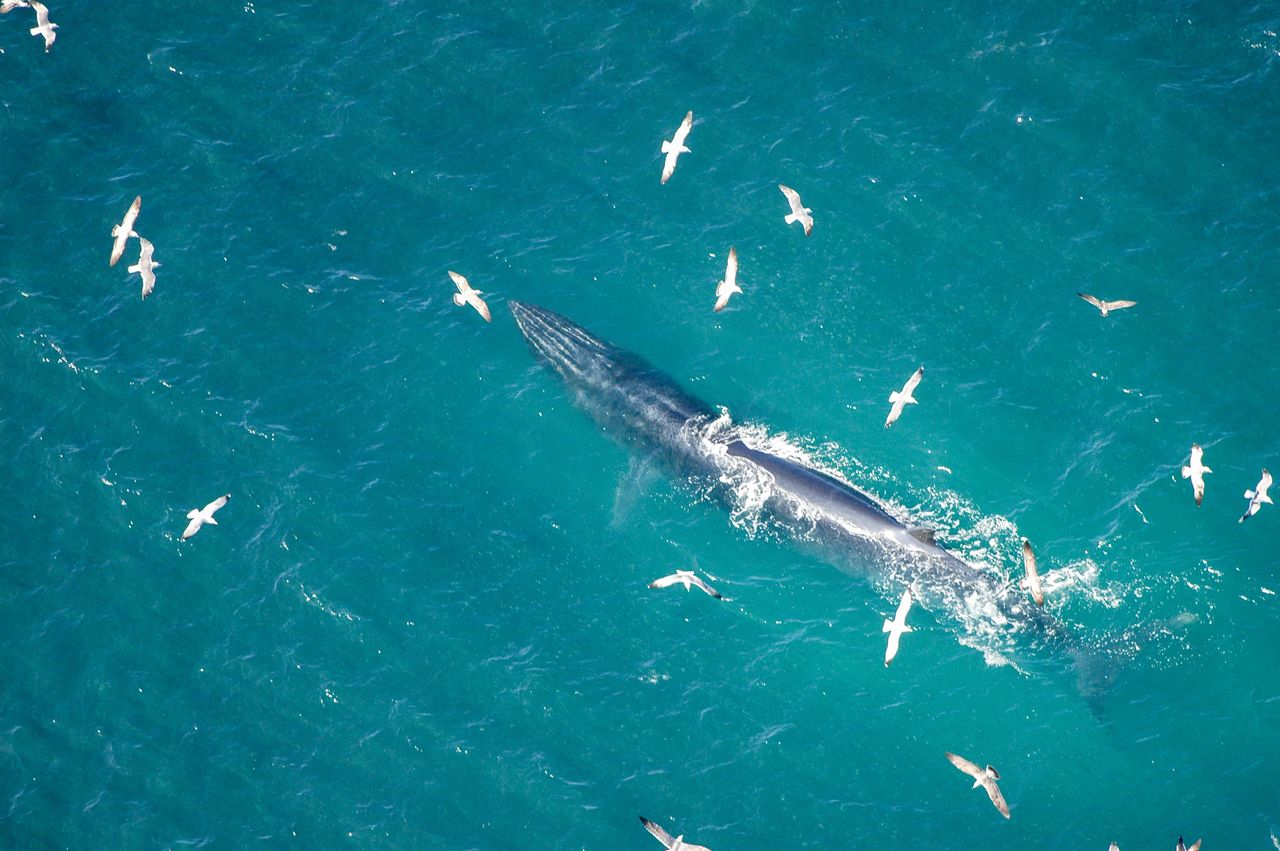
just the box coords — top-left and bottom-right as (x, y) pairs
(713, 247), (740, 312)
(639, 816), (712, 851)
(648, 569), (722, 599)
(1176, 837), (1202, 851)
(882, 588), (913, 666)
(181, 494), (230, 541)
(1077, 292), (1137, 317)
(884, 366), (923, 428)
(1181, 444), (1212, 507)
(660, 111), (693, 185)
(110, 196), (141, 267)
(1020, 538), (1044, 606)
(28, 0), (56, 51)
(128, 237), (160, 299)
(448, 270), (491, 322)
(1240, 468), (1272, 523)
(946, 751), (1011, 819)
(0, 1), (31, 14)
(1109, 844), (1119, 851)
(778, 184), (813, 236)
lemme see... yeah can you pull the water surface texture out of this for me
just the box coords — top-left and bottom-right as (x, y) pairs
(2, 1), (1279, 848)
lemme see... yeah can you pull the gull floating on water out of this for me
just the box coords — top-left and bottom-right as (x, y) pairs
(128, 237), (160, 299)
(0, 1), (31, 14)
(1020, 538), (1044, 606)
(946, 751), (1011, 819)
(1176, 837), (1202, 851)
(448, 270), (491, 322)
(882, 588), (913, 666)
(778, 184), (813, 236)
(713, 247), (740, 312)
(110, 196), (141, 267)
(639, 816), (712, 851)
(28, 0), (55, 51)
(885, 366), (923, 428)
(181, 493), (230, 541)
(648, 569), (722, 599)
(1240, 468), (1272, 523)
(660, 110), (693, 185)
(1181, 443), (1211, 507)
(1077, 292), (1137, 317)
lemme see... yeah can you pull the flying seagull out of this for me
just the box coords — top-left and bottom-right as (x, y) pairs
(0, 1), (31, 14)
(28, 0), (55, 51)
(884, 366), (923, 428)
(778, 184), (813, 236)
(448, 270), (491, 322)
(639, 816), (712, 851)
(110, 196), (141, 267)
(1176, 838), (1202, 851)
(1240, 468), (1272, 523)
(882, 588), (913, 666)
(1020, 538), (1044, 606)
(1110, 844), (1119, 851)
(648, 569), (722, 599)
(181, 494), (230, 541)
(660, 110), (693, 185)
(1181, 443), (1211, 507)
(128, 237), (160, 299)
(946, 751), (1011, 819)
(713, 247), (740, 312)
(1077, 292), (1137, 317)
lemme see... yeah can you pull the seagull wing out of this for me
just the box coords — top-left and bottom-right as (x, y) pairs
(893, 588), (912, 622)
(902, 366), (924, 396)
(1190, 444), (1203, 466)
(981, 775), (1011, 818)
(670, 111), (693, 148)
(779, 183), (802, 214)
(1077, 292), (1104, 312)
(181, 516), (203, 540)
(946, 752), (983, 780)
(110, 196), (142, 266)
(1262, 470), (1273, 491)
(1101, 299), (1137, 312)
(689, 574), (723, 599)
(202, 494), (230, 517)
(31, 0), (47, 26)
(468, 292), (492, 322)
(724, 247), (737, 288)
(640, 816), (677, 850)
(1021, 539), (1044, 606)
(448, 270), (472, 297)
(648, 573), (682, 589)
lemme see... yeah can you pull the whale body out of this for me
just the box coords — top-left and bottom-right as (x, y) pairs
(510, 301), (1098, 690)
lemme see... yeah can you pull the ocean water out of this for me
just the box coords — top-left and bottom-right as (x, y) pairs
(2, 0), (1280, 847)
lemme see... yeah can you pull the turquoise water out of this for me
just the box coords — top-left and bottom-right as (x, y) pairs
(3, 0), (1280, 847)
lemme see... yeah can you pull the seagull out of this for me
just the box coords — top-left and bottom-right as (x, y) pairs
(713, 247), (740, 312)
(1240, 468), (1272, 523)
(1077, 292), (1137, 317)
(882, 588), (913, 666)
(639, 816), (712, 851)
(0, 1), (31, 14)
(448, 270), (491, 322)
(660, 110), (693, 185)
(110, 196), (141, 267)
(884, 366), (923, 428)
(1181, 443), (1212, 507)
(28, 0), (56, 51)
(1110, 845), (1119, 851)
(128, 237), (160, 299)
(648, 569), (722, 599)
(778, 184), (813, 236)
(181, 494), (230, 541)
(1176, 837), (1202, 851)
(946, 752), (1011, 819)
(1020, 538), (1044, 606)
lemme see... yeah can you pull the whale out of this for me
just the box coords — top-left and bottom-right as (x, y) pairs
(510, 300), (1105, 695)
